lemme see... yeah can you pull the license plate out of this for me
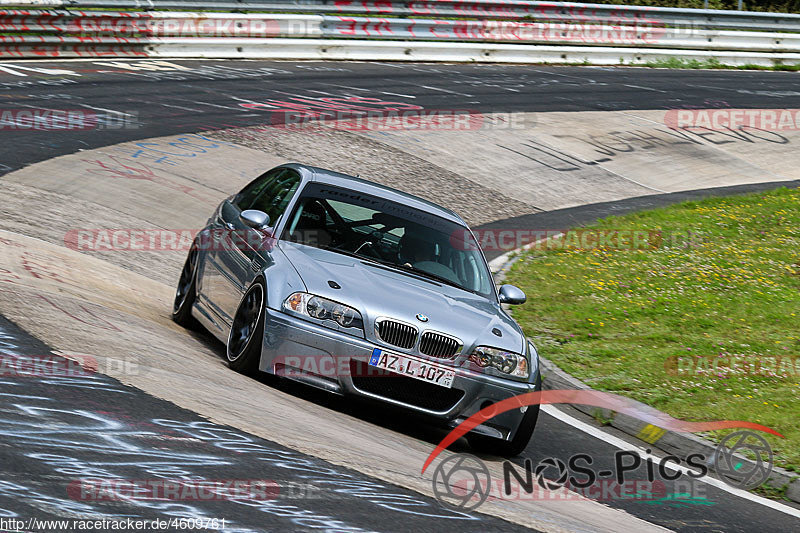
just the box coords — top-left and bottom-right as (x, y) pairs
(368, 348), (455, 388)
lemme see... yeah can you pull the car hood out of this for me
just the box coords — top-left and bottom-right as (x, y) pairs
(279, 242), (525, 354)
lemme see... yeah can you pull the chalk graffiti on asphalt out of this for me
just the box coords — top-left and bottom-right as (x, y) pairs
(0, 339), (478, 530)
(111, 133), (238, 165)
(154, 419), (477, 521)
(0, 322), (21, 355)
(499, 126), (790, 172)
(82, 155), (218, 205)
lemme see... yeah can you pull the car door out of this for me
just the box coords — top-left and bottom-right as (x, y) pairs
(227, 168), (303, 290)
(204, 168), (302, 325)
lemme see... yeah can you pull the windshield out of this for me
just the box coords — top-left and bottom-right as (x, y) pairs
(282, 183), (495, 298)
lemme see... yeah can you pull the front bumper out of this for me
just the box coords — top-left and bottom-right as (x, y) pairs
(259, 307), (539, 441)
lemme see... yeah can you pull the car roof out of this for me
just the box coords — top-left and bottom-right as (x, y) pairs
(282, 163), (466, 225)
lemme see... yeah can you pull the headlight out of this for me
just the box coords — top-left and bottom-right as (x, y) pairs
(282, 292), (364, 334)
(470, 346), (529, 378)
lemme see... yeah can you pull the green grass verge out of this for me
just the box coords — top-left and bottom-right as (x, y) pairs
(506, 187), (800, 470)
(644, 57), (800, 71)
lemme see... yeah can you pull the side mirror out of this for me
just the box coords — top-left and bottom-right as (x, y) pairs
(498, 284), (526, 305)
(240, 209), (270, 230)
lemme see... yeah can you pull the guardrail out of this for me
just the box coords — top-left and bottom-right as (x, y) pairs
(5, 0), (800, 31)
(1, 1), (800, 65)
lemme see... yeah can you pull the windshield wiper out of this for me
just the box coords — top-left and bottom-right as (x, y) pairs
(362, 256), (477, 294)
(318, 244), (479, 295)
(318, 244), (381, 264)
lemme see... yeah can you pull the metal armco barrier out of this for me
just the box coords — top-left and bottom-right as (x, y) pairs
(5, 0), (800, 31)
(2, 1), (800, 65)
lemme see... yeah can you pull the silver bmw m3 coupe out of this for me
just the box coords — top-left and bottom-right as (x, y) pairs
(173, 163), (541, 456)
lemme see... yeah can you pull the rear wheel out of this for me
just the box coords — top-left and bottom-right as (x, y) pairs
(227, 280), (266, 375)
(172, 246), (199, 329)
(468, 373), (542, 457)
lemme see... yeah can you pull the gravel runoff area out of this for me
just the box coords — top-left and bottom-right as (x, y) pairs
(206, 125), (538, 227)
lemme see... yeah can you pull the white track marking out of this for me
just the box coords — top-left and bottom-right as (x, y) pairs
(378, 91), (416, 98)
(305, 89), (339, 96)
(541, 404), (800, 518)
(187, 100), (241, 111)
(418, 84), (474, 98)
(623, 84), (668, 93)
(0, 65), (79, 77)
(75, 104), (137, 117)
(0, 392), (52, 400)
(160, 103), (203, 112)
(329, 83), (371, 92)
(0, 66), (27, 77)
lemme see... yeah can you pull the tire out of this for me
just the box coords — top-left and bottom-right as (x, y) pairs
(172, 246), (200, 329)
(468, 373), (542, 457)
(226, 280), (266, 375)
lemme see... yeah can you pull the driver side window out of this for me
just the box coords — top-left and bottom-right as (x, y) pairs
(235, 169), (281, 210)
(234, 168), (301, 225)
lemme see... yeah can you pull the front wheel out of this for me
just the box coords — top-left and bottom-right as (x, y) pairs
(172, 246), (199, 329)
(227, 280), (266, 374)
(468, 373), (541, 457)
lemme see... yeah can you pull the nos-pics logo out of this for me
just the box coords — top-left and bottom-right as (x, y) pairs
(431, 430), (773, 511)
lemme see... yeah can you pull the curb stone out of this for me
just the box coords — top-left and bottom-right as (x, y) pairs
(488, 242), (800, 504)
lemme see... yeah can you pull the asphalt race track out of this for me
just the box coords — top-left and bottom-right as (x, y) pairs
(0, 314), (524, 533)
(5, 60), (800, 176)
(0, 59), (799, 532)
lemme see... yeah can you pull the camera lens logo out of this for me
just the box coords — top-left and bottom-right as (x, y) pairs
(431, 454), (491, 511)
(534, 457), (569, 490)
(714, 430), (773, 490)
